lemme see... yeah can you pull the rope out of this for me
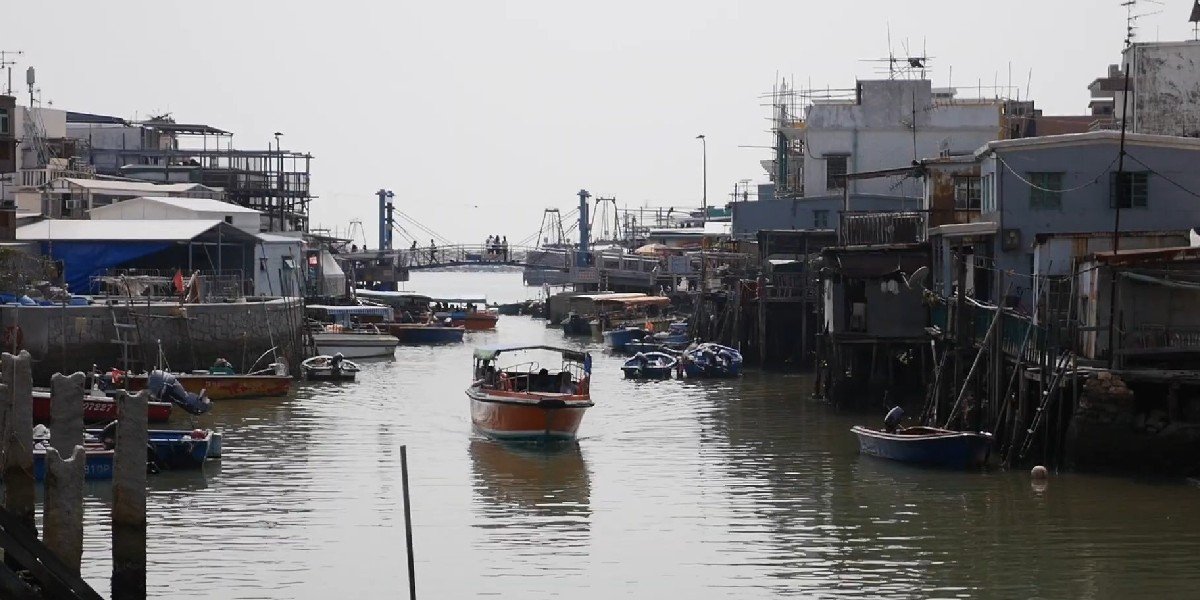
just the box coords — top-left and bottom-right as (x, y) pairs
(995, 154), (1120, 194)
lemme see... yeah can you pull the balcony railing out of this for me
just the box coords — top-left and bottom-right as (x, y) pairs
(839, 211), (926, 246)
(1121, 324), (1200, 355)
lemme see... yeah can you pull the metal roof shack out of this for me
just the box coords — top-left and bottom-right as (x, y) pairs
(88, 196), (262, 235)
(16, 219), (257, 293)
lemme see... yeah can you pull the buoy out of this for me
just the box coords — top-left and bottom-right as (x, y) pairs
(1030, 465), (1048, 479)
(190, 429), (207, 439)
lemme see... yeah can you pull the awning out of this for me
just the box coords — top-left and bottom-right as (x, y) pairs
(473, 345), (589, 364)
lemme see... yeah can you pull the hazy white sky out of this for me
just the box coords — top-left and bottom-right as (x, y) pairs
(6, 0), (1196, 246)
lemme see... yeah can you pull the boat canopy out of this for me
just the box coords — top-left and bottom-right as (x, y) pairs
(307, 304), (394, 326)
(473, 344), (589, 363)
(431, 296), (486, 304)
(356, 289), (432, 302)
(594, 295), (670, 307)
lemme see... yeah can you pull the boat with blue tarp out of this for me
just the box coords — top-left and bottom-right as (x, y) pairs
(681, 343), (743, 378)
(603, 326), (649, 351)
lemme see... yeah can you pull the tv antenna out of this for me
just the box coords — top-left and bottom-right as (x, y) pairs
(1123, 0), (1164, 46)
(0, 50), (22, 95)
(861, 25), (931, 80)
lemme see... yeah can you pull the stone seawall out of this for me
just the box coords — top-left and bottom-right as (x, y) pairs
(0, 298), (306, 383)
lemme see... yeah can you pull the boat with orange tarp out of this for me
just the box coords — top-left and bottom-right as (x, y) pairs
(467, 345), (592, 442)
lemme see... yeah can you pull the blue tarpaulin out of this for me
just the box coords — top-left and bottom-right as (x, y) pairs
(41, 241), (173, 293)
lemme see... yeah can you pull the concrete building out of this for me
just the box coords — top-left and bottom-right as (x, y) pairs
(89, 196), (262, 234)
(1115, 40), (1200, 137)
(929, 131), (1200, 307)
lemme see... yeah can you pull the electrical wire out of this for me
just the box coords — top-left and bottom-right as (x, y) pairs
(1124, 151), (1200, 200)
(996, 154), (1121, 194)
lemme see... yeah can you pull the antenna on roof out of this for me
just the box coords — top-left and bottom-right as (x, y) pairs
(0, 50), (22, 96)
(1190, 0), (1200, 40)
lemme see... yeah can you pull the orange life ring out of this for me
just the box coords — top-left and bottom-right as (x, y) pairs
(1, 325), (22, 350)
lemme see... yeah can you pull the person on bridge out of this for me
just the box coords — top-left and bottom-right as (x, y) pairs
(502, 236), (509, 262)
(410, 240), (419, 265)
(486, 235), (494, 259)
(429, 239), (437, 263)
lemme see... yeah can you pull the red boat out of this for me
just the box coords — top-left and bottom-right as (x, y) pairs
(433, 297), (499, 331)
(124, 372), (292, 400)
(467, 345), (592, 441)
(32, 391), (172, 424)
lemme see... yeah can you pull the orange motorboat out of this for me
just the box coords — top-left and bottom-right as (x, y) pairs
(467, 345), (593, 442)
(433, 296), (498, 330)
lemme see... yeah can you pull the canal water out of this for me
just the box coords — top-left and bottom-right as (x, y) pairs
(61, 270), (1200, 598)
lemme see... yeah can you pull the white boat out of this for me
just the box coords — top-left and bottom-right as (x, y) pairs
(301, 354), (362, 381)
(311, 331), (397, 358)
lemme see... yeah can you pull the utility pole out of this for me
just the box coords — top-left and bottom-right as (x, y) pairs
(273, 132), (284, 231)
(1107, 14), (1135, 369)
(696, 134), (707, 293)
(377, 189), (395, 251)
(577, 189), (591, 268)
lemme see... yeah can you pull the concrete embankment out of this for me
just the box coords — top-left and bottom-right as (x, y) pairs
(0, 297), (306, 382)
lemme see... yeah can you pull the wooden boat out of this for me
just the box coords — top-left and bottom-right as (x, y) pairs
(125, 370), (290, 400)
(301, 354), (362, 381)
(467, 345), (593, 442)
(386, 322), (465, 344)
(621, 351), (676, 379)
(681, 343), (743, 378)
(32, 390), (172, 424)
(851, 425), (993, 469)
(33, 443), (114, 481)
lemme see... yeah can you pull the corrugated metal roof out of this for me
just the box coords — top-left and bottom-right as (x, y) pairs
(255, 232), (304, 243)
(57, 178), (214, 193)
(119, 196), (260, 214)
(17, 219), (226, 241)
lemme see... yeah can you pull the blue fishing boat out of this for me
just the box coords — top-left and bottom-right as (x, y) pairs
(624, 341), (671, 354)
(33, 445), (114, 481)
(681, 343), (743, 378)
(561, 313), (592, 336)
(621, 352), (677, 379)
(651, 321), (690, 347)
(603, 326), (649, 352)
(851, 425), (993, 469)
(83, 427), (219, 468)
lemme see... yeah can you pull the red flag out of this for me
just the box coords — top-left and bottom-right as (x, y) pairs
(173, 270), (185, 293)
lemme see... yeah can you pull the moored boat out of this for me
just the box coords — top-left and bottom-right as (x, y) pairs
(32, 390), (172, 424)
(603, 326), (649, 352)
(681, 343), (743, 378)
(651, 321), (691, 348)
(125, 370), (291, 400)
(33, 443), (114, 481)
(301, 354), (361, 381)
(433, 296), (498, 330)
(560, 313), (592, 336)
(307, 304), (400, 358)
(467, 345), (593, 442)
(621, 351), (676, 379)
(851, 425), (993, 469)
(386, 322), (466, 344)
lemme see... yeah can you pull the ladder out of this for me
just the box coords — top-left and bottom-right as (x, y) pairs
(109, 307), (143, 373)
(1016, 350), (1074, 461)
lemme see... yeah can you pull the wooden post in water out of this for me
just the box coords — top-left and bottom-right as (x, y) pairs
(2, 351), (36, 536)
(112, 390), (148, 600)
(756, 275), (767, 363)
(400, 445), (417, 600)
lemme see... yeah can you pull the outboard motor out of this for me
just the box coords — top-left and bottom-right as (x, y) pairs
(147, 370), (212, 415)
(883, 406), (905, 433)
(331, 352), (345, 373)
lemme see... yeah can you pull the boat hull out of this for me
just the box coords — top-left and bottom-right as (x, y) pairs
(851, 426), (993, 469)
(603, 328), (648, 351)
(127, 374), (292, 400)
(313, 333), (399, 358)
(468, 389), (590, 442)
(387, 324), (465, 344)
(34, 447), (114, 481)
(621, 366), (673, 379)
(33, 392), (172, 424)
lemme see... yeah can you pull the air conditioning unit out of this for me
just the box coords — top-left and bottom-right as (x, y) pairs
(64, 199), (82, 211)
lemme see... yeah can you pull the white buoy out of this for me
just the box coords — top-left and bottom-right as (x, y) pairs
(1030, 465), (1048, 479)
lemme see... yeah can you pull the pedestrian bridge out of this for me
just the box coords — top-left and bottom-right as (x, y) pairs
(335, 244), (664, 288)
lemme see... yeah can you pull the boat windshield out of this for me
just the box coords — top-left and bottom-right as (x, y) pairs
(474, 353), (589, 395)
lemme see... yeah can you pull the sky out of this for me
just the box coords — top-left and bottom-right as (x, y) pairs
(5, 0), (1197, 247)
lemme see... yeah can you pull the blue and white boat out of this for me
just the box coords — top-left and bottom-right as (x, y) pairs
(621, 352), (677, 379)
(33, 445), (114, 481)
(681, 343), (743, 378)
(851, 425), (992, 469)
(603, 326), (649, 352)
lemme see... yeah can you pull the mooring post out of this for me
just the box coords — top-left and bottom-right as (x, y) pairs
(111, 390), (148, 600)
(49, 373), (86, 461)
(401, 445), (417, 600)
(44, 445), (86, 573)
(2, 351), (36, 536)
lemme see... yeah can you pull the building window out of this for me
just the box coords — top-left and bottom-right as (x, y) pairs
(0, 108), (8, 134)
(224, 216), (233, 224)
(813, 209), (829, 229)
(826, 155), (848, 191)
(981, 173), (995, 212)
(1110, 171), (1149, 208)
(954, 176), (982, 210)
(1029, 172), (1064, 210)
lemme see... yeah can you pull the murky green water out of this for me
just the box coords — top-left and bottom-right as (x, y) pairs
(57, 271), (1200, 598)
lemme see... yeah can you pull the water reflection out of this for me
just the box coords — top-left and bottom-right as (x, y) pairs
(469, 438), (591, 525)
